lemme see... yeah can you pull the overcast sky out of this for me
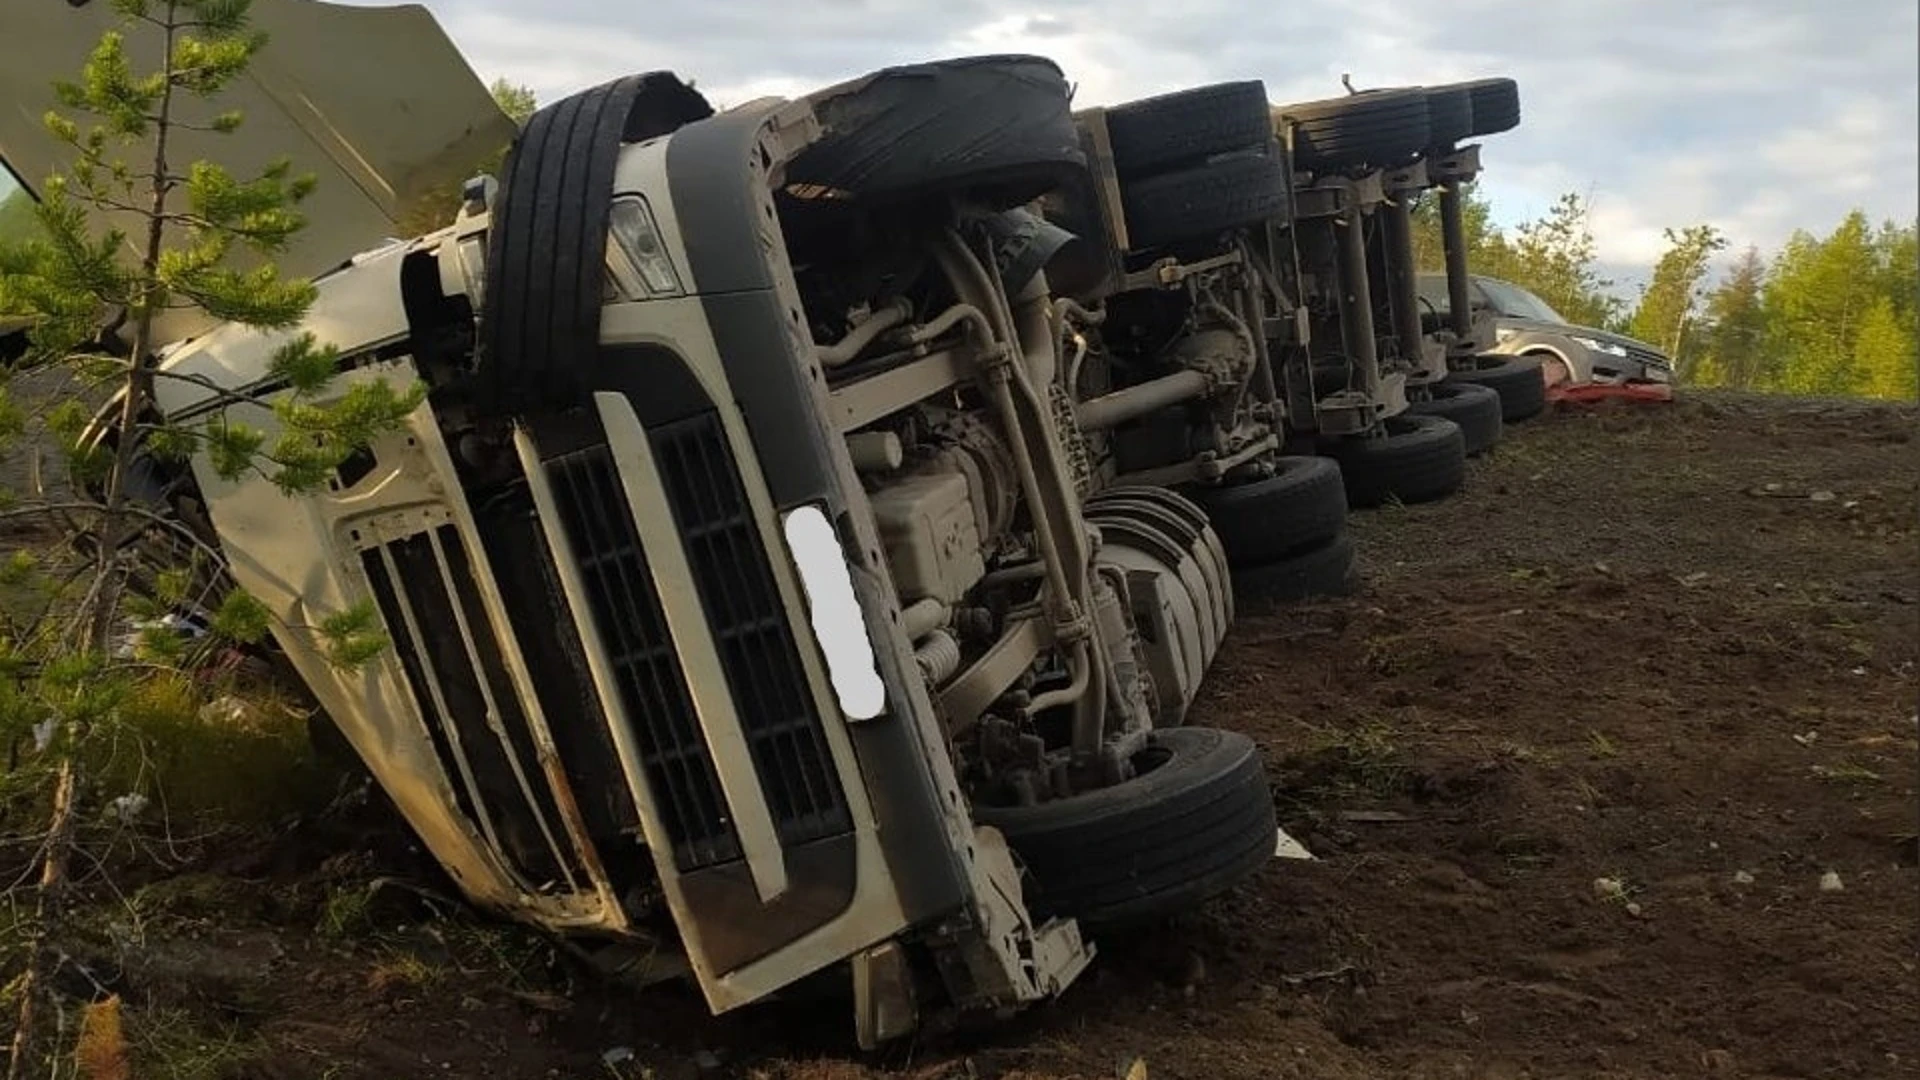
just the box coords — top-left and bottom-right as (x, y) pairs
(363, 0), (1917, 290)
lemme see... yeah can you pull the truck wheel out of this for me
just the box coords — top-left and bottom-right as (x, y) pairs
(1190, 455), (1347, 567)
(1275, 89), (1432, 172)
(1408, 381), (1503, 455)
(1424, 86), (1476, 148)
(1103, 81), (1273, 179)
(789, 55), (1084, 209)
(1321, 413), (1467, 508)
(478, 73), (712, 415)
(1448, 77), (1521, 137)
(1231, 530), (1359, 605)
(974, 727), (1276, 932)
(1120, 152), (1291, 249)
(1448, 354), (1547, 422)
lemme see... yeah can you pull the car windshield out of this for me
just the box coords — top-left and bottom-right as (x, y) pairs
(1476, 277), (1567, 324)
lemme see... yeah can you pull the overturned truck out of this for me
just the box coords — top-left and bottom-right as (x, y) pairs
(19, 0), (1528, 1045)
(81, 56), (1302, 1041)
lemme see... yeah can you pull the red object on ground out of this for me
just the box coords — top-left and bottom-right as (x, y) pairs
(1548, 381), (1675, 405)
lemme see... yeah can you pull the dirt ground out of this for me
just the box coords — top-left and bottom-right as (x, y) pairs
(38, 390), (1920, 1080)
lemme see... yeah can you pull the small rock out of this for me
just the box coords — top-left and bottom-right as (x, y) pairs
(1708, 841), (1719, 851)
(103, 793), (151, 822)
(1819, 871), (1845, 893)
(1810, 490), (1836, 503)
(1763, 482), (1782, 492)
(1792, 731), (1818, 747)
(1733, 870), (1756, 885)
(1625, 901), (1644, 918)
(1593, 877), (1626, 901)
(1174, 951), (1207, 988)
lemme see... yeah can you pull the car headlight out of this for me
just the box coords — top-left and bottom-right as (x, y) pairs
(605, 194), (684, 299)
(781, 504), (888, 720)
(1569, 335), (1628, 358)
(1494, 327), (1518, 344)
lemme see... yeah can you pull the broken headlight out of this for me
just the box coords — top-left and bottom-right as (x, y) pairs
(605, 194), (684, 299)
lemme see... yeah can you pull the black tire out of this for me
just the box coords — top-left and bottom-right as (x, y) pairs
(1121, 152), (1291, 249)
(1424, 86), (1475, 147)
(1104, 81), (1273, 178)
(974, 728), (1276, 931)
(1231, 531), (1359, 604)
(1450, 77), (1521, 137)
(1321, 413), (1467, 508)
(477, 73), (712, 415)
(789, 55), (1084, 208)
(1274, 89), (1432, 172)
(1408, 380), (1503, 456)
(1448, 353), (1547, 422)
(1190, 455), (1347, 567)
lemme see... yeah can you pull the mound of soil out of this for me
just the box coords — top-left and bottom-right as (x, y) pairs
(53, 391), (1920, 1080)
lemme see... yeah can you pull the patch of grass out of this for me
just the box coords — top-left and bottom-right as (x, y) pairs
(126, 1006), (263, 1080)
(317, 883), (374, 940)
(1291, 718), (1409, 799)
(98, 673), (337, 827)
(1570, 776), (1602, 807)
(1812, 761), (1884, 786)
(1495, 740), (1561, 769)
(1359, 633), (1453, 679)
(1586, 730), (1620, 759)
(432, 916), (559, 992)
(367, 948), (441, 995)
(131, 873), (263, 923)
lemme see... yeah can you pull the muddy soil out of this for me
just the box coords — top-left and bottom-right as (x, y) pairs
(43, 391), (1920, 1080)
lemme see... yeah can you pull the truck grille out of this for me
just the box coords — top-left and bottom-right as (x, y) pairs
(362, 526), (585, 891)
(546, 443), (742, 872)
(650, 412), (853, 848)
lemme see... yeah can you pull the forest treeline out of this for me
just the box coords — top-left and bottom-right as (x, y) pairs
(1411, 187), (1918, 401)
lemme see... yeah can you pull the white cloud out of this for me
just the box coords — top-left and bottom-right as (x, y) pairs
(354, 0), (1918, 277)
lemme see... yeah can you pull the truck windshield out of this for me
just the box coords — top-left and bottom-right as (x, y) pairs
(1, 159), (41, 246)
(1476, 277), (1567, 324)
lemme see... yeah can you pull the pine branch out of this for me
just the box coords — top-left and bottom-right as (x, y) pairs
(0, 502), (226, 572)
